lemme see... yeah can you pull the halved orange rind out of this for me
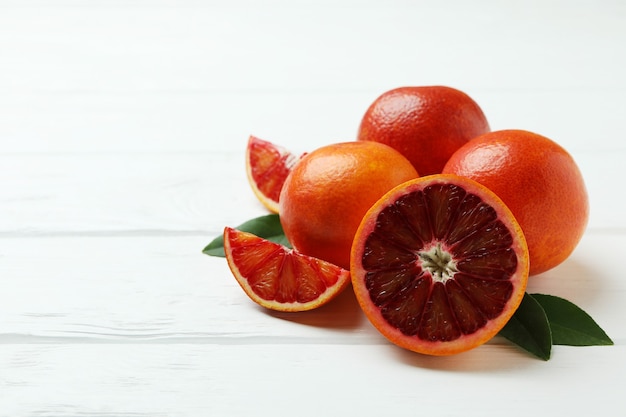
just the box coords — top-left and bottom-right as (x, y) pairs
(350, 174), (529, 355)
(245, 135), (303, 213)
(224, 227), (351, 312)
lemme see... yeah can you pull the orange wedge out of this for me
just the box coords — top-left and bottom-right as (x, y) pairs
(224, 227), (351, 312)
(245, 135), (303, 213)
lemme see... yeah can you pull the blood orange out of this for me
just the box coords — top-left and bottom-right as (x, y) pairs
(279, 141), (419, 270)
(443, 129), (589, 275)
(357, 86), (490, 176)
(245, 135), (304, 213)
(350, 174), (529, 355)
(224, 227), (351, 312)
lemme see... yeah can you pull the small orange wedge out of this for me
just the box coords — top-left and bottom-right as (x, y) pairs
(245, 135), (303, 213)
(224, 227), (351, 312)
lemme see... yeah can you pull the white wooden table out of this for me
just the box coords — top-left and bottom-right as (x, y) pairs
(1, 1), (624, 415)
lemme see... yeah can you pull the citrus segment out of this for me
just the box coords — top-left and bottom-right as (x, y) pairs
(245, 135), (303, 213)
(224, 227), (351, 312)
(351, 174), (529, 355)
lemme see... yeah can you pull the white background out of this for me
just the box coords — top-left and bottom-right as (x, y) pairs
(1, 1), (624, 415)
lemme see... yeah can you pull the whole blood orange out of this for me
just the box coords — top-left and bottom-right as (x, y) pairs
(224, 227), (351, 312)
(350, 174), (529, 356)
(357, 86), (490, 176)
(245, 135), (304, 213)
(443, 129), (589, 275)
(279, 141), (419, 270)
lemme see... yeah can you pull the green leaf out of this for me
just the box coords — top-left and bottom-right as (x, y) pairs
(530, 293), (613, 346)
(499, 292), (552, 360)
(202, 214), (290, 257)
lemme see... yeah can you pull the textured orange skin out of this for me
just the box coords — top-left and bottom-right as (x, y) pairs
(357, 86), (490, 176)
(279, 141), (418, 269)
(443, 130), (589, 275)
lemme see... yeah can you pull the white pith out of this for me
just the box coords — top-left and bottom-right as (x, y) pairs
(418, 242), (458, 283)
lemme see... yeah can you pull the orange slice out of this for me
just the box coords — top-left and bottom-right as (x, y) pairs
(350, 174), (529, 355)
(245, 135), (303, 213)
(224, 227), (351, 312)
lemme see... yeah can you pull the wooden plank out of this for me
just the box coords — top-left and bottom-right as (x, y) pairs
(0, 1), (623, 94)
(1, 89), (624, 154)
(1, 152), (258, 235)
(0, 234), (623, 343)
(0, 2), (624, 154)
(1, 343), (624, 416)
(0, 235), (377, 343)
(1, 150), (622, 235)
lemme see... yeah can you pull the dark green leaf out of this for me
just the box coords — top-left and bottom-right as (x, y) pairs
(202, 214), (290, 257)
(499, 292), (552, 360)
(202, 237), (228, 257)
(530, 293), (613, 346)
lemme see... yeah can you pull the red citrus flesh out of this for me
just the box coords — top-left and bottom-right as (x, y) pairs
(224, 227), (351, 312)
(350, 174), (529, 355)
(245, 135), (303, 213)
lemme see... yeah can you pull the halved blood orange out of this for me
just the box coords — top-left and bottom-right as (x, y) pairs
(350, 174), (529, 355)
(245, 135), (304, 213)
(224, 227), (351, 312)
